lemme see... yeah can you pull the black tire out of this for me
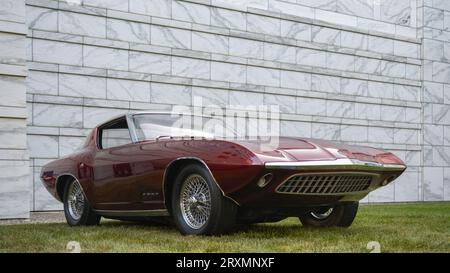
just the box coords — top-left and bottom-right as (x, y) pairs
(171, 164), (237, 235)
(63, 178), (101, 226)
(299, 202), (359, 228)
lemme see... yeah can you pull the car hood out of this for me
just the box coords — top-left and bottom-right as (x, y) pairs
(229, 137), (404, 165)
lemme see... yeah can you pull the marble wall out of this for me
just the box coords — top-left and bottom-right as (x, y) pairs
(0, 0), (29, 219)
(1, 0), (446, 218)
(420, 0), (450, 201)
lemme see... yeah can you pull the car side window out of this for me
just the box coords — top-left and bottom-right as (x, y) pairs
(99, 118), (132, 149)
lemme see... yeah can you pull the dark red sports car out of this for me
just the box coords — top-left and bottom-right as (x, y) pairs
(40, 112), (406, 235)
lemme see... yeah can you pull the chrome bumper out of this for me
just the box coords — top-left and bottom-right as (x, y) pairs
(265, 159), (407, 172)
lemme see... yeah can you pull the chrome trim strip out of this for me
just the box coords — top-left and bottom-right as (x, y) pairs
(265, 159), (406, 172)
(126, 113), (139, 143)
(94, 209), (170, 217)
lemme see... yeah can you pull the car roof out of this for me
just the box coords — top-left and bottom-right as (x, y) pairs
(97, 111), (211, 128)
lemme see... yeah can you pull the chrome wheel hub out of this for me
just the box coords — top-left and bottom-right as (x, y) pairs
(180, 174), (211, 230)
(310, 207), (334, 220)
(67, 181), (85, 221)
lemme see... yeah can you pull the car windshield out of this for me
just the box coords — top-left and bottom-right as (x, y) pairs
(132, 113), (239, 141)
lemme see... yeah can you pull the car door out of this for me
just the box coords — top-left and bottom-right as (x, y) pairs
(91, 117), (141, 210)
(92, 144), (137, 210)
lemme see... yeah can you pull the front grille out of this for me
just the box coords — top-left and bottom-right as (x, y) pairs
(276, 174), (373, 195)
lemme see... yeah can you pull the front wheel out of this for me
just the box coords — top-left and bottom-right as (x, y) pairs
(63, 178), (101, 226)
(171, 164), (237, 235)
(299, 202), (359, 228)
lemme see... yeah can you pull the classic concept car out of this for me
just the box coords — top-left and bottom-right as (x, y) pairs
(41, 112), (406, 235)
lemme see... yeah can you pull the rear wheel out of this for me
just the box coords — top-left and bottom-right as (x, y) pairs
(299, 202), (359, 228)
(171, 164), (237, 235)
(63, 178), (100, 226)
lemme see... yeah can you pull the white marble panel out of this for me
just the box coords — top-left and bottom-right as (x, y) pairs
(151, 25), (191, 49)
(0, 118), (26, 149)
(129, 0), (172, 18)
(211, 7), (246, 31)
(83, 45), (128, 70)
(59, 11), (106, 38)
(337, 0), (374, 19)
(281, 20), (311, 41)
(229, 37), (263, 59)
(341, 79), (368, 96)
(311, 74), (340, 93)
(0, 0), (25, 23)
(211, 62), (246, 83)
(340, 31), (368, 50)
(368, 127), (394, 143)
(27, 71), (58, 96)
(424, 124), (444, 145)
(327, 53), (354, 71)
(381, 0), (411, 25)
(264, 43), (296, 64)
(229, 91), (264, 106)
(327, 101), (355, 119)
(394, 129), (418, 145)
(172, 57), (210, 79)
(0, 160), (29, 219)
(247, 14), (280, 36)
(280, 70), (311, 90)
(297, 48), (326, 67)
(355, 103), (381, 121)
(368, 36), (394, 55)
(84, 0), (128, 11)
(247, 66), (280, 87)
(59, 136), (85, 157)
(311, 27), (340, 46)
(280, 120), (311, 137)
(107, 79), (150, 102)
(151, 83), (191, 105)
(107, 18), (150, 43)
(59, 74), (106, 99)
(192, 32), (229, 54)
(355, 57), (381, 74)
(28, 135), (58, 158)
(129, 51), (171, 75)
(312, 123), (340, 140)
(26, 6), (57, 31)
(264, 94), (296, 114)
(33, 40), (82, 66)
(368, 81), (393, 98)
(381, 105), (406, 122)
(423, 167), (444, 201)
(172, 1), (210, 25)
(192, 87), (228, 106)
(297, 97), (326, 116)
(341, 125), (368, 142)
(0, 75), (26, 107)
(33, 104), (83, 128)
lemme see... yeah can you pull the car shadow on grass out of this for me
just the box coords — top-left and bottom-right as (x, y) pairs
(98, 218), (356, 238)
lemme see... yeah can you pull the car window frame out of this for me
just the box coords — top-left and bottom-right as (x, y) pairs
(97, 116), (135, 150)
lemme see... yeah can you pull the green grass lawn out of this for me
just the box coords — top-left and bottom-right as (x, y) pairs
(1, 202), (449, 253)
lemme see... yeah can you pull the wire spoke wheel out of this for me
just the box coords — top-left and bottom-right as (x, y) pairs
(310, 207), (334, 220)
(67, 181), (85, 221)
(179, 174), (211, 230)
